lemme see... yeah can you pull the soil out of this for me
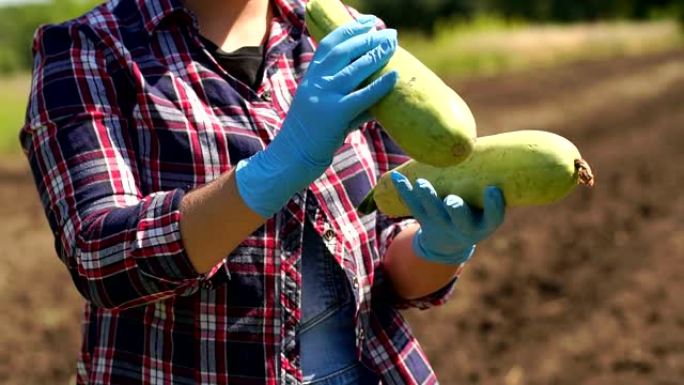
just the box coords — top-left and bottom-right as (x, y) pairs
(1, 50), (683, 385)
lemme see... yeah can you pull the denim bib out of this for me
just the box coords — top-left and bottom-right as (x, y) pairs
(299, 220), (379, 385)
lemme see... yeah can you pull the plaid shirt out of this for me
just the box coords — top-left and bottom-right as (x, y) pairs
(21, 0), (462, 384)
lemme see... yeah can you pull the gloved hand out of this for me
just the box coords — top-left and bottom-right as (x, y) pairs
(236, 16), (399, 218)
(391, 171), (506, 265)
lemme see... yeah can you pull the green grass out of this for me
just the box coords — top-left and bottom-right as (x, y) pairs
(401, 17), (684, 78)
(0, 73), (30, 153)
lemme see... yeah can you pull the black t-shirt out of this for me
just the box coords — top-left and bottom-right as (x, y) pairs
(199, 35), (266, 90)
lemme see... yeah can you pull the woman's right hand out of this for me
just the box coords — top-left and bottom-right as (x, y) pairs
(282, 15), (398, 165)
(235, 17), (399, 218)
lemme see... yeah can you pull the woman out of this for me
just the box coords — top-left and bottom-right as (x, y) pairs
(21, 0), (505, 384)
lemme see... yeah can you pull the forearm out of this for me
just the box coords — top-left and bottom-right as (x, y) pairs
(180, 169), (266, 274)
(383, 224), (464, 300)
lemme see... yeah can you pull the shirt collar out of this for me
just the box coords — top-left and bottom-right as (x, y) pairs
(136, 0), (305, 36)
(272, 0), (305, 31)
(136, 0), (194, 36)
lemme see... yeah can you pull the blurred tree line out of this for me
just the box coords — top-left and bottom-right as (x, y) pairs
(350, 0), (684, 33)
(1, 0), (683, 74)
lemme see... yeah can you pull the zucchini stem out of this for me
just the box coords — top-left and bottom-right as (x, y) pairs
(575, 158), (595, 187)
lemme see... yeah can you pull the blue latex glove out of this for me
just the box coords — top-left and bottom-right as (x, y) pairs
(236, 16), (399, 218)
(391, 171), (506, 265)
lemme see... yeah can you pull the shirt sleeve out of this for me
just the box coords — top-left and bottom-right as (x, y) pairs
(20, 23), (204, 310)
(364, 122), (459, 310)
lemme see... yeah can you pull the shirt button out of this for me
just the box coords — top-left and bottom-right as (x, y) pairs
(323, 229), (335, 242)
(352, 277), (359, 289)
(261, 90), (272, 102)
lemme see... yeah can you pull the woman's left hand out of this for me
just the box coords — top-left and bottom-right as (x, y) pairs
(391, 171), (506, 265)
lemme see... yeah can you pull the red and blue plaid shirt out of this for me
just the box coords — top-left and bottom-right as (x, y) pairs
(21, 0), (463, 383)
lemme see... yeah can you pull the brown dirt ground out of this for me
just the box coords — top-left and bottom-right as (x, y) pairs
(1, 50), (683, 385)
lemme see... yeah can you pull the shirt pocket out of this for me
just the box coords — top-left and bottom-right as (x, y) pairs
(331, 130), (377, 208)
(131, 74), (267, 193)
